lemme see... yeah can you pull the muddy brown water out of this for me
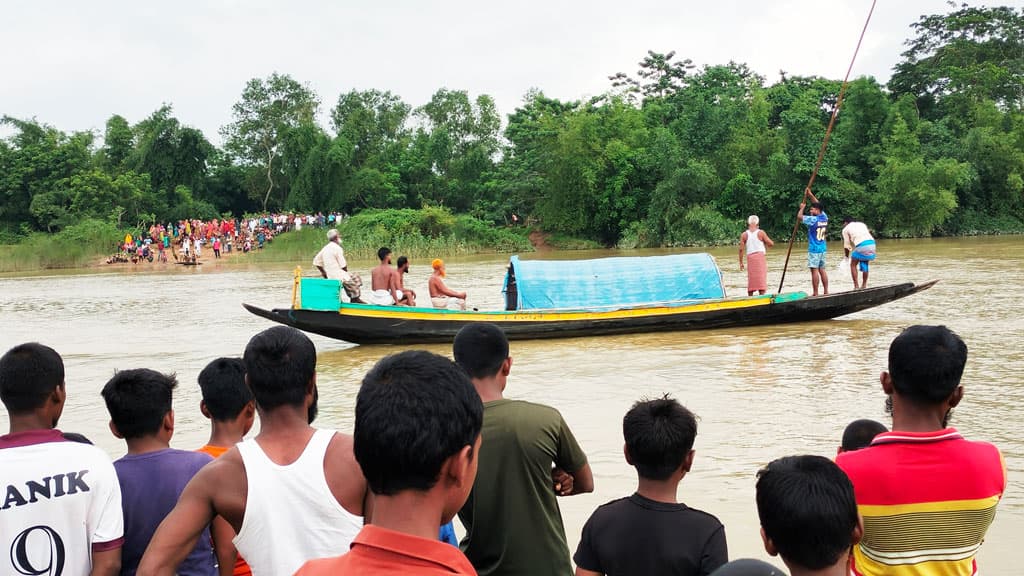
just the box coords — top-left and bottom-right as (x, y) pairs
(1, 236), (1020, 571)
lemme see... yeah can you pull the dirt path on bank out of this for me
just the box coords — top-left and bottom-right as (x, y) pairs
(528, 230), (553, 252)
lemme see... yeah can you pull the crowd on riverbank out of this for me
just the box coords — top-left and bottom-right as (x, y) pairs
(104, 212), (347, 265)
(0, 320), (1006, 576)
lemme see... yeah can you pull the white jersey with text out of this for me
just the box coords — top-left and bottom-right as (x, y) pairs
(0, 429), (124, 576)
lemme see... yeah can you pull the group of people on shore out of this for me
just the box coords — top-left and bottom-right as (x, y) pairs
(0, 320), (1005, 576)
(313, 229), (469, 310)
(739, 189), (878, 297)
(107, 212), (347, 266)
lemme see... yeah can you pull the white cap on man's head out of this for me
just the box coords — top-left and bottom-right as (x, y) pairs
(327, 229), (339, 241)
(748, 215), (759, 226)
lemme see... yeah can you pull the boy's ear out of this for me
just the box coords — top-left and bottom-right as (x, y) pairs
(501, 357), (513, 377)
(623, 443), (633, 465)
(682, 449), (695, 473)
(200, 401), (212, 419)
(760, 527), (778, 557)
(852, 514), (864, 545)
(163, 410), (175, 435)
(109, 420), (124, 440)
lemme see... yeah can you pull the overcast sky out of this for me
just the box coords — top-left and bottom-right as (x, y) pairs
(3, 0), (1021, 144)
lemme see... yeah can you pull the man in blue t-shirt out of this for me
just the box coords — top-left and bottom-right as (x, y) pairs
(797, 194), (829, 296)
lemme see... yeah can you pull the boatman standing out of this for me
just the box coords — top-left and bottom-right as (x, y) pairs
(796, 188), (828, 296)
(841, 217), (876, 290)
(313, 229), (363, 303)
(739, 215), (774, 296)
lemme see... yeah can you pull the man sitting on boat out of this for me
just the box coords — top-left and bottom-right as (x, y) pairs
(312, 229), (364, 303)
(429, 259), (467, 310)
(366, 247), (399, 306)
(394, 256), (417, 306)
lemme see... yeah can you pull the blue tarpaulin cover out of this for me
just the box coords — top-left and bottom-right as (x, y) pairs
(504, 253), (725, 310)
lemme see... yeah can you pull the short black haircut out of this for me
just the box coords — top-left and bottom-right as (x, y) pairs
(101, 368), (177, 440)
(811, 201), (824, 211)
(0, 343), (65, 415)
(198, 357), (253, 421)
(623, 395), (698, 480)
(842, 216), (854, 224)
(378, 247), (391, 261)
(840, 419), (887, 451)
(355, 350), (483, 495)
(888, 325), (967, 405)
(453, 323), (509, 379)
(756, 455), (858, 571)
(396, 255), (409, 269)
(243, 326), (316, 411)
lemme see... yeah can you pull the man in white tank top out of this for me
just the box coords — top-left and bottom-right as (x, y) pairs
(138, 326), (369, 576)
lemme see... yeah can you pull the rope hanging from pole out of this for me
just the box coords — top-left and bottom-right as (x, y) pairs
(777, 0), (878, 294)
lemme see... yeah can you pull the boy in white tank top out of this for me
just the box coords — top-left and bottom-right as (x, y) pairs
(138, 326), (369, 576)
(297, 350), (483, 575)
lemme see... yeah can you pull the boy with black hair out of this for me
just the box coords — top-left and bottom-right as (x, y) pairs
(574, 396), (727, 576)
(838, 419), (887, 453)
(837, 325), (1005, 576)
(296, 350), (482, 574)
(1, 343), (124, 576)
(454, 322), (593, 576)
(139, 326), (368, 576)
(196, 357), (255, 576)
(756, 455), (861, 576)
(101, 368), (218, 575)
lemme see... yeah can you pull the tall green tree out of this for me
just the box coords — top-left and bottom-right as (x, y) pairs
(221, 73), (320, 211)
(889, 5), (1023, 119)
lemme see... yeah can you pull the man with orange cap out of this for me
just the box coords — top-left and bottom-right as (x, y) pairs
(429, 259), (468, 310)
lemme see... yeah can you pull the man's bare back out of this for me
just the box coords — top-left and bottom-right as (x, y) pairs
(371, 263), (392, 292)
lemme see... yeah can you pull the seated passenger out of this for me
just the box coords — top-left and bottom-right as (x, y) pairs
(366, 247), (398, 306)
(429, 259), (468, 310)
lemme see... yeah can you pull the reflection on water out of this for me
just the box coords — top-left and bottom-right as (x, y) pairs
(1, 236), (1021, 569)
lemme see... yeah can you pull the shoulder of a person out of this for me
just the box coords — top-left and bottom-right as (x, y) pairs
(502, 399), (563, 419)
(680, 505), (725, 529)
(590, 495), (634, 518)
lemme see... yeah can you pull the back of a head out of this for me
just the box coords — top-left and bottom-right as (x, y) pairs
(623, 395), (697, 480)
(0, 343), (64, 415)
(355, 350), (483, 495)
(756, 455), (858, 572)
(243, 326), (316, 411)
(101, 368), (177, 439)
(710, 559), (786, 576)
(888, 325), (967, 405)
(378, 247), (391, 262)
(198, 357), (253, 421)
(840, 419), (888, 452)
(453, 323), (509, 379)
(811, 201), (824, 212)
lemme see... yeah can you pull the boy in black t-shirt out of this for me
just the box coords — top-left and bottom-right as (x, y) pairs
(573, 395), (728, 576)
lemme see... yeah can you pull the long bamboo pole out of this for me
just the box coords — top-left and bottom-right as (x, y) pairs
(777, 0), (878, 294)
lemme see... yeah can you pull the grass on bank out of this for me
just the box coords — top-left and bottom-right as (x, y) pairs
(0, 220), (123, 273)
(240, 208), (534, 263)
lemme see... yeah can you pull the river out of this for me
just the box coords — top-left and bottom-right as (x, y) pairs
(1, 235), (1021, 572)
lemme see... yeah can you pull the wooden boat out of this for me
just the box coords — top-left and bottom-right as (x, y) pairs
(242, 254), (937, 345)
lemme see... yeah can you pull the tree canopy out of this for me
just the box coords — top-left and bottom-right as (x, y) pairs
(2, 5), (1021, 244)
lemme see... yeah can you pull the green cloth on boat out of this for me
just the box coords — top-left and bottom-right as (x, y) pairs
(459, 399), (588, 576)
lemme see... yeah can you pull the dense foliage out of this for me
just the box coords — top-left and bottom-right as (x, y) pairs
(1, 5), (1021, 247)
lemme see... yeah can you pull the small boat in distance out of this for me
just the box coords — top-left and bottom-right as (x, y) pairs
(242, 253), (937, 345)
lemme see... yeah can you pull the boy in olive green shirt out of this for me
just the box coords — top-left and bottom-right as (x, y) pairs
(454, 323), (594, 576)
